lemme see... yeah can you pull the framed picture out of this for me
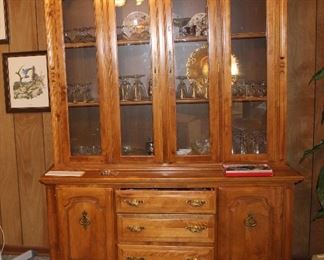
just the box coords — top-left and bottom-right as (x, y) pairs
(0, 0), (9, 43)
(2, 51), (50, 112)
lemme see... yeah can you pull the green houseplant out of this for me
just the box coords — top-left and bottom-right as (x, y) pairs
(300, 67), (324, 219)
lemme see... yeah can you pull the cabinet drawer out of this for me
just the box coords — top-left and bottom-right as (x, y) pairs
(118, 245), (214, 260)
(116, 190), (216, 213)
(118, 214), (215, 243)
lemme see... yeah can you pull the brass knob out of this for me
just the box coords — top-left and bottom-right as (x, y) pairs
(124, 199), (144, 207)
(245, 214), (257, 228)
(126, 257), (145, 260)
(186, 199), (206, 207)
(127, 225), (145, 233)
(79, 210), (91, 230)
(185, 224), (207, 233)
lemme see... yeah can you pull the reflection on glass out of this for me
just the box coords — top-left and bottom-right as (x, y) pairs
(63, 0), (96, 43)
(65, 48), (99, 104)
(176, 104), (210, 156)
(120, 105), (153, 155)
(231, 0), (266, 34)
(69, 107), (101, 155)
(173, 0), (210, 156)
(172, 0), (208, 39)
(116, 0), (150, 41)
(116, 0), (153, 156)
(232, 102), (267, 154)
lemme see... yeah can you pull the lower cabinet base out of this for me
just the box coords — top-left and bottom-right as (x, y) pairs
(118, 245), (214, 260)
(41, 169), (302, 260)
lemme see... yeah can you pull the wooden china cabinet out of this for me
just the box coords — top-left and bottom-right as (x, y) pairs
(41, 0), (302, 259)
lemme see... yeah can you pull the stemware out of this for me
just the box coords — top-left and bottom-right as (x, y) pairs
(132, 74), (146, 101)
(176, 76), (188, 99)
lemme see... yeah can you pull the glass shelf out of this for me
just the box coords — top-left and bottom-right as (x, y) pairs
(176, 98), (209, 104)
(232, 97), (267, 102)
(120, 100), (152, 105)
(65, 42), (96, 49)
(68, 101), (99, 107)
(231, 32), (266, 40)
(117, 39), (150, 46)
(174, 35), (208, 43)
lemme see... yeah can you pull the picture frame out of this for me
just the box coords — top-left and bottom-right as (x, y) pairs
(2, 51), (50, 112)
(0, 0), (9, 43)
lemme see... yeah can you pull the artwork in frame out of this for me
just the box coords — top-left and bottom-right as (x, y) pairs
(0, 0), (9, 43)
(2, 51), (50, 112)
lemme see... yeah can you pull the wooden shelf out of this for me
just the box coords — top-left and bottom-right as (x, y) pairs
(174, 35), (208, 43)
(65, 42), (96, 49)
(118, 39), (150, 46)
(232, 97), (267, 102)
(176, 98), (209, 104)
(231, 32), (266, 39)
(120, 100), (152, 106)
(68, 101), (99, 107)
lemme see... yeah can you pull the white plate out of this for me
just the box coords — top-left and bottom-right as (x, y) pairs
(122, 11), (150, 39)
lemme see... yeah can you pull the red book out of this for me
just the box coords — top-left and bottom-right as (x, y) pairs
(223, 163), (273, 177)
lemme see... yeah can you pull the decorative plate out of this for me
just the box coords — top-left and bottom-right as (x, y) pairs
(186, 44), (209, 92)
(187, 12), (208, 36)
(122, 11), (150, 39)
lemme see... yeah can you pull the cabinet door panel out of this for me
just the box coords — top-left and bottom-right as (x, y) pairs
(218, 186), (283, 260)
(56, 187), (114, 260)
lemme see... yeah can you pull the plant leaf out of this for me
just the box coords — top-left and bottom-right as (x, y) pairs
(314, 209), (324, 220)
(309, 67), (324, 85)
(317, 166), (324, 209)
(299, 139), (324, 163)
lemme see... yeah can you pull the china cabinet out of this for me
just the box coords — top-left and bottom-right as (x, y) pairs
(41, 0), (302, 259)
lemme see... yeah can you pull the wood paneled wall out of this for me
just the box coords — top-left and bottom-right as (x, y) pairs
(0, 0), (52, 250)
(310, 0), (324, 255)
(287, 0), (324, 258)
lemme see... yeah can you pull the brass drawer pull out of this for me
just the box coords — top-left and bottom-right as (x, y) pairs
(79, 210), (91, 230)
(124, 199), (144, 207)
(245, 214), (257, 228)
(186, 199), (206, 207)
(127, 225), (145, 233)
(126, 257), (145, 260)
(185, 224), (207, 233)
(186, 258), (205, 260)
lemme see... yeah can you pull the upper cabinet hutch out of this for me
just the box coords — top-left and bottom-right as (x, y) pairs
(41, 0), (303, 259)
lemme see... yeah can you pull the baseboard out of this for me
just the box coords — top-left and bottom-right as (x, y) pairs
(3, 245), (49, 256)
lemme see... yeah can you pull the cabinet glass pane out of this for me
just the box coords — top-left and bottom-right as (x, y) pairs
(172, 0), (210, 156)
(231, 0), (266, 34)
(232, 101), (266, 154)
(63, 0), (96, 43)
(69, 107), (101, 155)
(115, 0), (153, 156)
(231, 37), (267, 155)
(63, 0), (101, 156)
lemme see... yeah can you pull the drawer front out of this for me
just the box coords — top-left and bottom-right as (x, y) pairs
(118, 214), (215, 243)
(116, 190), (216, 213)
(118, 245), (214, 260)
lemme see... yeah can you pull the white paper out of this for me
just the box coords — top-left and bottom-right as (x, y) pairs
(45, 171), (85, 177)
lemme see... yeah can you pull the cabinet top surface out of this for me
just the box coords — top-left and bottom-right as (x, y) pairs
(40, 165), (303, 186)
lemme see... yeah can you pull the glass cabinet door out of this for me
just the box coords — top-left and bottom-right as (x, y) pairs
(229, 0), (267, 157)
(115, 0), (155, 157)
(171, 0), (211, 158)
(62, 0), (101, 157)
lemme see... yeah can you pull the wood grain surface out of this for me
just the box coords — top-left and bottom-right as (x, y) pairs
(309, 0), (324, 255)
(0, 0), (51, 249)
